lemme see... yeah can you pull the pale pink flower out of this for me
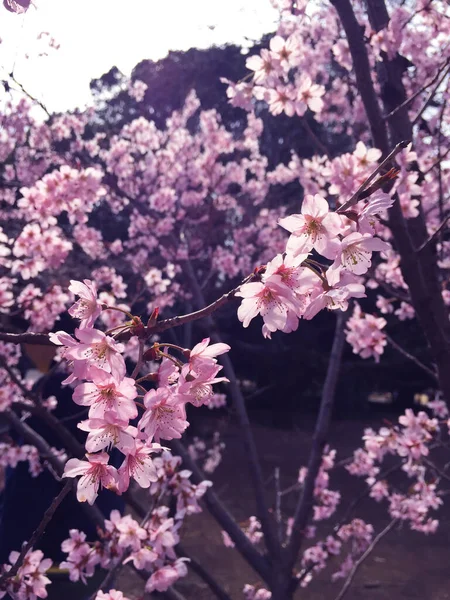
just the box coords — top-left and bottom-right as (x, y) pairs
(188, 337), (230, 370)
(269, 35), (300, 70)
(236, 281), (298, 336)
(304, 272), (366, 320)
(63, 452), (119, 504)
(178, 363), (228, 407)
(73, 369), (138, 421)
(330, 232), (390, 275)
(63, 328), (126, 380)
(68, 279), (103, 328)
(78, 413), (136, 453)
(140, 387), (189, 442)
(279, 194), (343, 258)
(268, 85), (296, 117)
(145, 559), (188, 592)
(118, 441), (162, 492)
(246, 49), (278, 84)
(353, 141), (382, 168)
(296, 75), (325, 115)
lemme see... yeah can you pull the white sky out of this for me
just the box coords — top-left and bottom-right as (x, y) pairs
(0, 0), (278, 113)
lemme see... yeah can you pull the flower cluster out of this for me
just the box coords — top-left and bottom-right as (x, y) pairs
(61, 507), (188, 593)
(47, 280), (229, 505)
(236, 192), (390, 337)
(0, 549), (52, 600)
(345, 303), (387, 362)
(0, 442), (42, 478)
(347, 407), (443, 533)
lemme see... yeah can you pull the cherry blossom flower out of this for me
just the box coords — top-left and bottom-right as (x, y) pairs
(236, 280), (298, 337)
(72, 368), (138, 421)
(63, 452), (119, 504)
(187, 337), (230, 371)
(118, 441), (162, 492)
(145, 558), (189, 592)
(279, 194), (343, 259)
(55, 328), (126, 380)
(78, 413), (137, 453)
(68, 279), (103, 328)
(330, 232), (390, 276)
(139, 387), (189, 442)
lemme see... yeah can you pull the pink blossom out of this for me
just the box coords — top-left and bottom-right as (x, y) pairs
(296, 75), (325, 115)
(178, 362), (228, 407)
(63, 452), (119, 504)
(118, 441), (162, 492)
(61, 328), (126, 380)
(78, 413), (136, 453)
(236, 280), (298, 336)
(330, 232), (390, 275)
(73, 369), (138, 421)
(187, 337), (230, 370)
(145, 558), (188, 592)
(68, 279), (103, 328)
(139, 387), (189, 442)
(279, 194), (343, 259)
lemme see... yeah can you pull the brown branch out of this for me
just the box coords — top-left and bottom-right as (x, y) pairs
(145, 272), (259, 337)
(0, 481), (72, 589)
(0, 331), (54, 346)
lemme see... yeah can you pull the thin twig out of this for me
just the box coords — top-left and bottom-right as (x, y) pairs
(411, 62), (450, 125)
(416, 213), (450, 252)
(0, 481), (72, 589)
(333, 520), (397, 600)
(384, 59), (450, 121)
(3, 70), (51, 117)
(386, 334), (437, 380)
(337, 142), (408, 213)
